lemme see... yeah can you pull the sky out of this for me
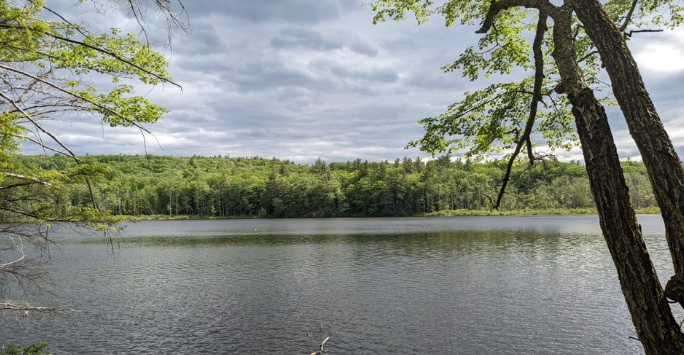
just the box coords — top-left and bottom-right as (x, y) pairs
(29, 0), (684, 164)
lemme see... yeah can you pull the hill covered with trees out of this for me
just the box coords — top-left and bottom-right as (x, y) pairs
(12, 154), (657, 219)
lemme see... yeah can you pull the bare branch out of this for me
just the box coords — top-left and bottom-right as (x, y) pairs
(19, 135), (73, 157)
(625, 29), (664, 37)
(0, 238), (26, 269)
(617, 1), (665, 37)
(573, 24), (582, 41)
(1, 172), (51, 188)
(494, 10), (548, 209)
(15, 68), (56, 105)
(310, 336), (330, 355)
(122, 0), (190, 38)
(42, 6), (88, 38)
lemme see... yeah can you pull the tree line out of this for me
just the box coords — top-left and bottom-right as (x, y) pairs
(4, 0), (683, 351)
(13, 154), (657, 219)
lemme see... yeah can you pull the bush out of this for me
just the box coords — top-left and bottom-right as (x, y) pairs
(1, 343), (51, 355)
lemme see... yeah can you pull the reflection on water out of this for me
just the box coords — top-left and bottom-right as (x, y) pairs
(1, 215), (677, 354)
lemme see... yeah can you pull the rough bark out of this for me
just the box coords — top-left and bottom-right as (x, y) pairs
(550, 7), (684, 354)
(476, 2), (684, 352)
(572, 0), (684, 310)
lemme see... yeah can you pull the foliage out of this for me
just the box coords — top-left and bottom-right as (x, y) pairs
(371, 0), (681, 160)
(1, 343), (51, 355)
(371, 2), (684, 351)
(0, 1), (174, 308)
(11, 154), (658, 219)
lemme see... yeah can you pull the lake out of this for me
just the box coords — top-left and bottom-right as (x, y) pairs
(2, 215), (681, 354)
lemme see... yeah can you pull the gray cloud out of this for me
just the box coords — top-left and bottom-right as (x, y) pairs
(22, 1), (684, 165)
(181, 0), (357, 24)
(347, 38), (378, 56)
(271, 27), (344, 51)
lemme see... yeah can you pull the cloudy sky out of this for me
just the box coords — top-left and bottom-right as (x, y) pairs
(30, 1), (684, 164)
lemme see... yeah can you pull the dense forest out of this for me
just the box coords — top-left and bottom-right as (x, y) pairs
(14, 154), (657, 218)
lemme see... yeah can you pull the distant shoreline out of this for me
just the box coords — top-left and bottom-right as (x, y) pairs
(121, 207), (660, 221)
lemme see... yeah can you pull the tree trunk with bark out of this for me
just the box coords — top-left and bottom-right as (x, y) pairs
(572, 0), (684, 310)
(474, 1), (684, 351)
(550, 8), (684, 354)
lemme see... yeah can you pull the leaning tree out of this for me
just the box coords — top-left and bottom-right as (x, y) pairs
(371, 0), (684, 353)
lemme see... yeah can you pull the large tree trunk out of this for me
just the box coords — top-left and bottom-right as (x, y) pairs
(572, 0), (684, 309)
(551, 8), (684, 354)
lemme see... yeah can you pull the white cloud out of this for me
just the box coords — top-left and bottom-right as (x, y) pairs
(634, 43), (684, 72)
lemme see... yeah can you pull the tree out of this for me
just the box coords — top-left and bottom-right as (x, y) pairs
(0, 0), (181, 312)
(571, 0), (684, 316)
(371, 0), (684, 353)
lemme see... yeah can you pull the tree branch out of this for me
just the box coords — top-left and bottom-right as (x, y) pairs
(46, 33), (182, 90)
(619, 0), (639, 32)
(42, 6), (89, 38)
(15, 68), (56, 106)
(2, 91), (102, 214)
(19, 135), (72, 157)
(0, 91), (80, 159)
(624, 29), (664, 37)
(123, 0), (190, 33)
(494, 11), (548, 209)
(526, 135), (534, 162)
(0, 172), (51, 188)
(477, 0), (557, 34)
(577, 50), (599, 64)
(0, 64), (152, 134)
(616, 0), (664, 38)
(0, 22), (181, 90)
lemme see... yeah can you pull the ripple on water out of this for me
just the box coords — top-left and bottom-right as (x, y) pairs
(3, 216), (665, 354)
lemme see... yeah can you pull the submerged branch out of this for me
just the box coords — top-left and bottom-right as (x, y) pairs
(310, 336), (330, 355)
(0, 301), (72, 313)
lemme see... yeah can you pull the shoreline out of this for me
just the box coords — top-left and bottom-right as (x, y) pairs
(120, 206), (661, 221)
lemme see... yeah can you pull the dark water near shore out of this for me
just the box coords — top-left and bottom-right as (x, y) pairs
(2, 215), (680, 354)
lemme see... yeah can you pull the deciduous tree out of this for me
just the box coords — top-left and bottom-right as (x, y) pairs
(371, 0), (684, 352)
(0, 0), (181, 312)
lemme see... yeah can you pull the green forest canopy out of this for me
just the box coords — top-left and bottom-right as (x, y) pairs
(9, 154), (656, 219)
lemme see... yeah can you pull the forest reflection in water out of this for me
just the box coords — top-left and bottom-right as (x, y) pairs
(2, 215), (678, 354)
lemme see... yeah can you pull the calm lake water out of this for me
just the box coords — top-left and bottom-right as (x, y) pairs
(2, 215), (681, 354)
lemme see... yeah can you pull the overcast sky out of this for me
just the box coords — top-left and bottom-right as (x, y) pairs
(29, 1), (684, 164)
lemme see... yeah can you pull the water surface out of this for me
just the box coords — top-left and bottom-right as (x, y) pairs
(2, 215), (679, 354)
